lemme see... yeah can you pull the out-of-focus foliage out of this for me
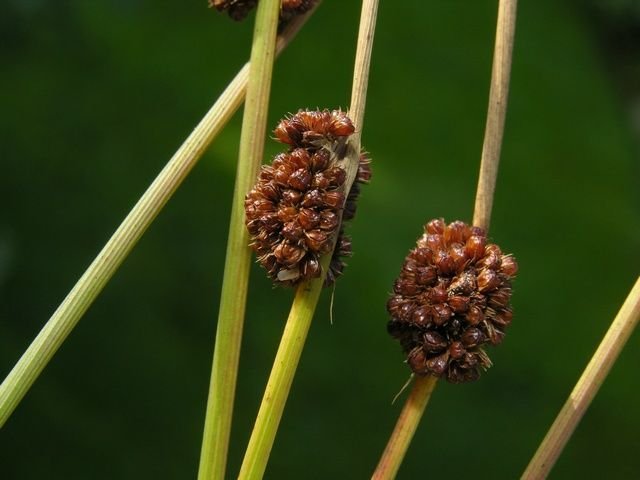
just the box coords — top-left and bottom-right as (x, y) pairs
(1, 1), (639, 478)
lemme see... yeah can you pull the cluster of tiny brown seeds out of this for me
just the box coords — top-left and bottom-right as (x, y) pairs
(387, 219), (518, 383)
(245, 109), (370, 286)
(210, 0), (316, 25)
(209, 0), (256, 20)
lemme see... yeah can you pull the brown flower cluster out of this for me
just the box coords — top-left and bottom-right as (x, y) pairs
(387, 219), (517, 383)
(209, 0), (316, 24)
(245, 109), (371, 287)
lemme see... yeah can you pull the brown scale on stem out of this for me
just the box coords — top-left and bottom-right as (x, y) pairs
(387, 219), (518, 383)
(245, 109), (371, 287)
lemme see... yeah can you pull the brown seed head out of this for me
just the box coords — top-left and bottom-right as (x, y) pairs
(211, 0), (316, 27)
(387, 219), (517, 383)
(245, 110), (370, 287)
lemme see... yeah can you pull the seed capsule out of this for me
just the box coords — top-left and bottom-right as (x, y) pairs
(444, 221), (469, 245)
(322, 190), (345, 209)
(477, 268), (501, 293)
(461, 327), (484, 348)
(500, 255), (519, 277)
(273, 242), (305, 267)
(448, 295), (470, 313)
(423, 331), (447, 351)
(466, 305), (484, 325)
(408, 348), (429, 375)
(428, 286), (448, 303)
(426, 352), (449, 376)
(426, 218), (445, 235)
(288, 168), (312, 190)
(465, 235), (487, 261)
(449, 341), (466, 359)
(319, 211), (339, 231)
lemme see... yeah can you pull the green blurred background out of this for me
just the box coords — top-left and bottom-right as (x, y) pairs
(1, 0), (639, 478)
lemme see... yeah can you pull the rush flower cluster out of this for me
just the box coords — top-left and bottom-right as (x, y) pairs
(209, 0), (316, 24)
(245, 109), (371, 286)
(387, 219), (517, 383)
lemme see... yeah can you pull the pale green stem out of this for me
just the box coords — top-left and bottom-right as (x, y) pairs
(197, 1), (285, 479)
(371, 376), (438, 480)
(237, 1), (379, 478)
(522, 276), (640, 479)
(236, 268), (327, 480)
(0, 6), (317, 427)
(371, 1), (518, 478)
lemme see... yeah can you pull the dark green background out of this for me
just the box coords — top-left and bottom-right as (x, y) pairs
(1, 1), (639, 478)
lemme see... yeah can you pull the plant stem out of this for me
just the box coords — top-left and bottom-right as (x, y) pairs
(237, 272), (326, 479)
(522, 276), (640, 479)
(372, 376), (438, 480)
(473, 0), (518, 232)
(371, 1), (518, 478)
(0, 6), (317, 428)
(197, 0), (282, 478)
(237, 2), (379, 478)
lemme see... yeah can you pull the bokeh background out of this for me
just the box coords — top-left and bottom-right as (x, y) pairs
(1, 0), (639, 478)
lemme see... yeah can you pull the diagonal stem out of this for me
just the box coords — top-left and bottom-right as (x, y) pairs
(522, 276), (640, 479)
(0, 6), (318, 428)
(372, 376), (438, 480)
(371, 1), (518, 478)
(196, 0), (284, 478)
(237, 1), (379, 478)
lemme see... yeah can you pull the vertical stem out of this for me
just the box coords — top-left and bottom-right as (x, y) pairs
(0, 0), (318, 431)
(372, 376), (438, 480)
(237, 1), (379, 478)
(372, 1), (518, 478)
(473, 0), (518, 231)
(522, 277), (640, 479)
(197, 0), (281, 479)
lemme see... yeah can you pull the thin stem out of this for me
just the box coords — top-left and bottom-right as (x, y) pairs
(522, 276), (640, 479)
(197, 0), (283, 478)
(473, 0), (518, 231)
(237, 1), (379, 478)
(236, 272), (326, 480)
(349, 0), (378, 139)
(372, 376), (438, 480)
(0, 7), (317, 427)
(371, 1), (518, 478)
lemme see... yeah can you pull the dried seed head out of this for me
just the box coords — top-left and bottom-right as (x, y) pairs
(210, 0), (316, 27)
(387, 219), (517, 383)
(245, 110), (371, 287)
(209, 0), (257, 21)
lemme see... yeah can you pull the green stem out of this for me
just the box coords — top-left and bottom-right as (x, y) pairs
(0, 64), (246, 429)
(522, 276), (640, 479)
(197, 0), (282, 479)
(371, 376), (438, 480)
(237, 266), (327, 479)
(238, 1), (379, 478)
(0, 5), (317, 427)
